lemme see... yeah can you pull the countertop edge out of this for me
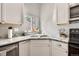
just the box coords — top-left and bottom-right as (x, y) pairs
(0, 36), (68, 47)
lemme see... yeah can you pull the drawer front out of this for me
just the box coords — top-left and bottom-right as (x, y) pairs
(30, 40), (50, 47)
(30, 40), (49, 44)
(30, 43), (49, 47)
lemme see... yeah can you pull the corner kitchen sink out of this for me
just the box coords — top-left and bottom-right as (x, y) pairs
(40, 35), (48, 37)
(30, 34), (48, 38)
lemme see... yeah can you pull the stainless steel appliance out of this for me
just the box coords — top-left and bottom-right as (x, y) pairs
(0, 43), (19, 56)
(69, 29), (79, 56)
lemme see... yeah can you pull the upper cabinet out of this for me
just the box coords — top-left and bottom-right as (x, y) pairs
(1, 3), (23, 25)
(56, 3), (69, 25)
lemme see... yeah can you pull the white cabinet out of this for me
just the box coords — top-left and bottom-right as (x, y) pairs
(29, 40), (50, 56)
(52, 40), (68, 56)
(2, 3), (23, 24)
(56, 3), (69, 25)
(19, 40), (29, 56)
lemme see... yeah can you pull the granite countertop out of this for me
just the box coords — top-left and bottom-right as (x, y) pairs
(0, 35), (54, 46)
(0, 35), (69, 47)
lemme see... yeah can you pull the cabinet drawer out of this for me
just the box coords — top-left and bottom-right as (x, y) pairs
(30, 43), (49, 47)
(30, 40), (50, 47)
(30, 40), (49, 44)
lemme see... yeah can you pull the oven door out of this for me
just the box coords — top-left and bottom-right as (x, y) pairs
(69, 43), (79, 56)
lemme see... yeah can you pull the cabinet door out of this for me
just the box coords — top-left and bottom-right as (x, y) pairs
(30, 46), (50, 56)
(53, 45), (68, 56)
(30, 40), (50, 56)
(19, 41), (29, 56)
(52, 40), (68, 56)
(57, 3), (69, 25)
(51, 40), (54, 56)
(2, 3), (23, 24)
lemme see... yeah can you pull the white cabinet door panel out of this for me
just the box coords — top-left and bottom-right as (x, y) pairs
(2, 3), (23, 24)
(30, 46), (50, 56)
(30, 40), (50, 56)
(57, 3), (69, 24)
(53, 46), (68, 56)
(52, 40), (68, 56)
(19, 41), (29, 56)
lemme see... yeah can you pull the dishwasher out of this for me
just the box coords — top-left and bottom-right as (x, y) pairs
(0, 43), (19, 56)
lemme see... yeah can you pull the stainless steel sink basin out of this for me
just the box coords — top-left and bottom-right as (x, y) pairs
(40, 35), (48, 37)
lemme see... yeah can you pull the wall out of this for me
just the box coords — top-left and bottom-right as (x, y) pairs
(40, 4), (59, 39)
(0, 24), (18, 38)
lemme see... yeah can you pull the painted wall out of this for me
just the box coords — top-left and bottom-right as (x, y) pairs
(0, 24), (18, 38)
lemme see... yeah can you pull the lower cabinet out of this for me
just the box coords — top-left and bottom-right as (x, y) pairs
(29, 40), (51, 56)
(19, 39), (68, 56)
(52, 40), (68, 56)
(30, 46), (50, 56)
(19, 40), (29, 56)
